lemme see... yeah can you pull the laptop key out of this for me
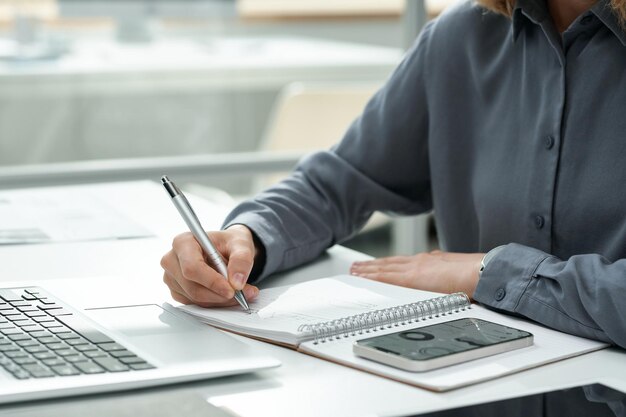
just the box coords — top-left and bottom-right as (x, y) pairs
(56, 348), (78, 357)
(21, 294), (38, 301)
(47, 309), (73, 317)
(15, 339), (39, 347)
(42, 358), (66, 367)
(64, 354), (89, 363)
(5, 350), (27, 359)
(33, 351), (59, 360)
(119, 356), (148, 365)
(24, 345), (48, 354)
(51, 364), (80, 376)
(93, 357), (129, 372)
(64, 337), (88, 346)
(23, 364), (55, 378)
(0, 343), (19, 352)
(7, 314), (30, 322)
(14, 356), (37, 365)
(0, 290), (22, 302)
(0, 310), (21, 317)
(74, 344), (98, 352)
(22, 326), (46, 334)
(31, 331), (53, 339)
(57, 332), (81, 340)
(16, 306), (39, 313)
(56, 316), (114, 344)
(10, 301), (32, 308)
(98, 342), (126, 352)
(110, 350), (136, 358)
(37, 304), (61, 311)
(14, 319), (36, 327)
(84, 350), (107, 359)
(24, 311), (47, 318)
(40, 321), (63, 328)
(129, 362), (155, 371)
(47, 342), (68, 350)
(37, 336), (59, 344)
(15, 355), (38, 365)
(74, 361), (105, 374)
(8, 333), (32, 341)
(16, 339), (38, 347)
(3, 363), (22, 373)
(12, 370), (31, 379)
(32, 316), (55, 323)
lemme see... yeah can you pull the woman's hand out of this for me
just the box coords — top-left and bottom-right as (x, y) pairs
(350, 250), (484, 298)
(160, 225), (260, 307)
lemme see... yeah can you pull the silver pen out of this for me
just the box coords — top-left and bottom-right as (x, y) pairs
(161, 176), (250, 312)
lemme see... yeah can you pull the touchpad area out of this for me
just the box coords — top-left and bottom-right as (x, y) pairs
(85, 305), (256, 365)
(87, 305), (197, 337)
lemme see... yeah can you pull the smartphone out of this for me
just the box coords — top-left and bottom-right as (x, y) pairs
(353, 317), (533, 372)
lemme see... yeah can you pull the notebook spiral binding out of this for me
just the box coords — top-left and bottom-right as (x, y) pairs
(298, 292), (471, 344)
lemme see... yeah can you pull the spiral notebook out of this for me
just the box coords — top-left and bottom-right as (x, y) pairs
(179, 275), (607, 391)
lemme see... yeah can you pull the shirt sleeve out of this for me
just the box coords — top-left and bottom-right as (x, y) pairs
(222, 22), (437, 280)
(474, 243), (626, 348)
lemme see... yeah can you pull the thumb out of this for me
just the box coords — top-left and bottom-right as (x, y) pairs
(227, 246), (255, 291)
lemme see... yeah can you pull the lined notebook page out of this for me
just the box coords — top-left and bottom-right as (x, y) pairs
(178, 275), (441, 345)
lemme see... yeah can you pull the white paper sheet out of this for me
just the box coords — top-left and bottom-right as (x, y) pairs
(0, 187), (153, 245)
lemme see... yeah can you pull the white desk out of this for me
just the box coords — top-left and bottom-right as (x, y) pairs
(0, 181), (624, 417)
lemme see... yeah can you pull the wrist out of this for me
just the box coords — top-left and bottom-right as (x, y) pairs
(479, 245), (507, 279)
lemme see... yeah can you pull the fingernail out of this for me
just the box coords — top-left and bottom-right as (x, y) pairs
(232, 273), (246, 290)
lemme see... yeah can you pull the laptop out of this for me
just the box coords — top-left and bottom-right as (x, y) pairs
(0, 285), (280, 404)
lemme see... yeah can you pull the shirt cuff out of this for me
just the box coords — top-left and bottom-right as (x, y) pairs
(474, 243), (550, 312)
(222, 212), (282, 282)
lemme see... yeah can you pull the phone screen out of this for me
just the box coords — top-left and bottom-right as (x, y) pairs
(356, 318), (532, 361)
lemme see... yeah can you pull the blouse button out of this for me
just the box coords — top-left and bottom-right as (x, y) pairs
(535, 215), (545, 229)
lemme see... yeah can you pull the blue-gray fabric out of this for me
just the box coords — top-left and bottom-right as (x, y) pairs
(224, 0), (626, 348)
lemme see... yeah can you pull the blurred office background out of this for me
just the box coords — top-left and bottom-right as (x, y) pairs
(0, 0), (456, 256)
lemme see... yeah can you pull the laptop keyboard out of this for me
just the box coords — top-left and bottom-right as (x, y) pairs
(0, 287), (155, 379)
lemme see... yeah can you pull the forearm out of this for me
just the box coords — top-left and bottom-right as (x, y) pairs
(474, 243), (626, 348)
(223, 152), (424, 280)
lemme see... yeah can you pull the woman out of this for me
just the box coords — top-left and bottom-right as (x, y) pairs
(161, 0), (626, 348)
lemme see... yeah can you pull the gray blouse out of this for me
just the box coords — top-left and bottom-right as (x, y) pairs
(224, 0), (626, 348)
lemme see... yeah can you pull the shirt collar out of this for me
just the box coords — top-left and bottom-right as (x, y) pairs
(512, 0), (550, 41)
(512, 0), (626, 46)
(591, 0), (626, 46)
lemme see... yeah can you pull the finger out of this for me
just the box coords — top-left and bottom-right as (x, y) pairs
(163, 272), (187, 300)
(354, 271), (408, 287)
(172, 234), (235, 299)
(242, 284), (260, 301)
(350, 262), (407, 275)
(352, 256), (411, 267)
(165, 270), (252, 308)
(226, 238), (255, 291)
